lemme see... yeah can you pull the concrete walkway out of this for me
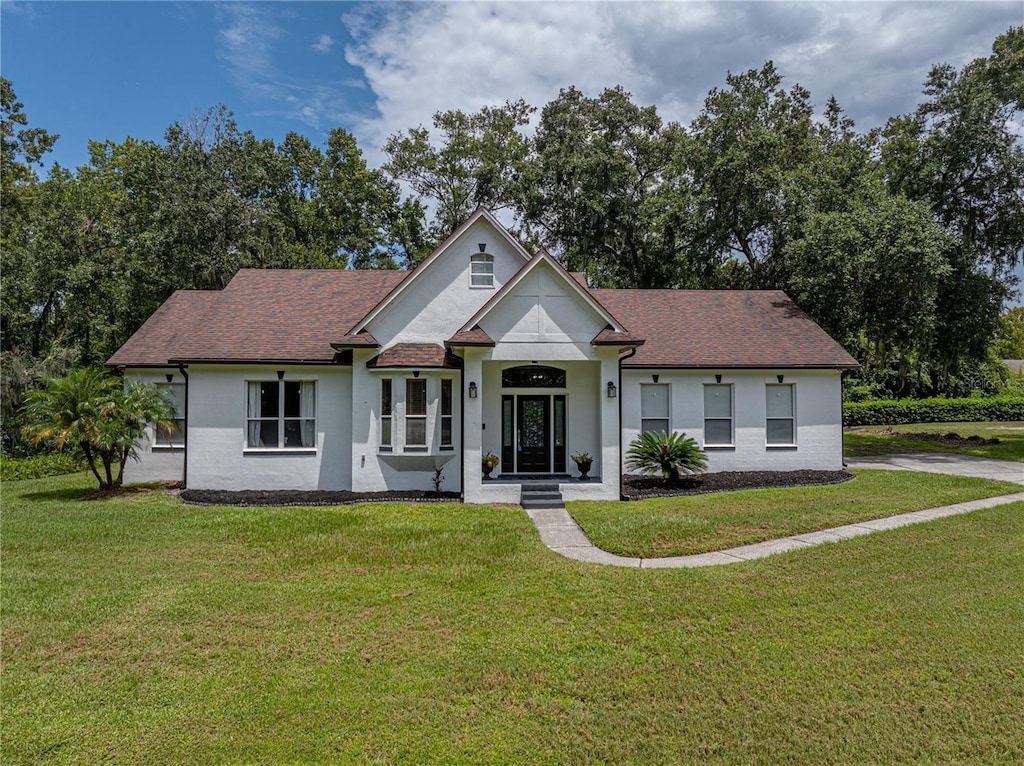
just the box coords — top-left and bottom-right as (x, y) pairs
(526, 454), (1024, 568)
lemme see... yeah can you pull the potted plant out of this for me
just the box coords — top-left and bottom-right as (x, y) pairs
(481, 450), (500, 480)
(571, 451), (593, 480)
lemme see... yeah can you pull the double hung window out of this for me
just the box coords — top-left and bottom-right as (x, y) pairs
(766, 383), (795, 445)
(246, 380), (316, 449)
(703, 383), (733, 446)
(380, 379), (393, 449)
(156, 382), (185, 448)
(440, 379), (453, 450)
(405, 378), (427, 448)
(470, 253), (494, 287)
(640, 383), (670, 434)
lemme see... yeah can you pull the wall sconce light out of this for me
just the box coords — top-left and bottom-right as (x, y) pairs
(468, 381), (478, 399)
(413, 370), (420, 378)
(478, 243), (487, 253)
(777, 374), (785, 383)
(652, 374), (659, 383)
(277, 370), (285, 380)
(165, 373), (174, 383)
(607, 381), (617, 398)
(715, 374), (722, 384)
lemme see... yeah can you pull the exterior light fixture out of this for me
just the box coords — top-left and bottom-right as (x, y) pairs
(607, 381), (617, 398)
(277, 370), (285, 380)
(468, 381), (478, 399)
(652, 374), (659, 383)
(165, 373), (174, 383)
(777, 374), (785, 383)
(478, 243), (487, 252)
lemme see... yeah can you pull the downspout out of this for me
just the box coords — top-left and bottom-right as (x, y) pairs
(177, 364), (189, 489)
(618, 346), (638, 497)
(459, 368), (465, 501)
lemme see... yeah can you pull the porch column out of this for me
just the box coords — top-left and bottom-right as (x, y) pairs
(599, 350), (622, 500)
(462, 350), (485, 503)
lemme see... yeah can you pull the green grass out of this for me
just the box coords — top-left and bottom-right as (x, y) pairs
(4, 472), (1024, 764)
(844, 421), (1024, 461)
(570, 469), (1023, 558)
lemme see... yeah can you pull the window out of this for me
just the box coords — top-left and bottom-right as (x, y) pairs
(405, 378), (427, 448)
(440, 379), (453, 450)
(766, 383), (795, 445)
(703, 383), (733, 446)
(380, 379), (392, 449)
(502, 366), (566, 388)
(156, 382), (185, 448)
(470, 252), (494, 287)
(246, 380), (316, 449)
(640, 383), (670, 434)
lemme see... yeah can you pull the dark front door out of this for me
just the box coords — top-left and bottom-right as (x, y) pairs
(517, 395), (550, 473)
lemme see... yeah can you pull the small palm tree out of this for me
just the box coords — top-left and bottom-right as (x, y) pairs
(626, 430), (707, 481)
(22, 367), (174, 490)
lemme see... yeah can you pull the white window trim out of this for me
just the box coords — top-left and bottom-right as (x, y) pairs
(404, 377), (428, 450)
(765, 382), (797, 448)
(470, 252), (495, 288)
(640, 382), (671, 435)
(380, 378), (393, 451)
(702, 382), (734, 448)
(439, 378), (454, 450)
(244, 379), (317, 453)
(153, 381), (185, 451)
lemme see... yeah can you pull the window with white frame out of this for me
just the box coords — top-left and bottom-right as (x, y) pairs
(766, 383), (795, 445)
(470, 252), (494, 287)
(405, 378), (427, 448)
(440, 378), (453, 450)
(246, 380), (316, 449)
(640, 383), (670, 434)
(703, 383), (733, 446)
(155, 382), (185, 448)
(380, 379), (393, 450)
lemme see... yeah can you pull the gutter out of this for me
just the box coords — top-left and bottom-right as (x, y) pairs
(178, 364), (189, 489)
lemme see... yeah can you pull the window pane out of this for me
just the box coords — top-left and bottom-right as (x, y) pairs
(471, 274), (493, 286)
(406, 418), (426, 446)
(441, 417), (452, 447)
(260, 382), (279, 418)
(257, 419), (278, 448)
(705, 419), (732, 445)
(502, 399), (513, 447)
(703, 384), (731, 417)
(441, 379), (452, 415)
(283, 419), (303, 447)
(284, 381), (301, 418)
(407, 379), (426, 415)
(381, 418), (392, 446)
(766, 385), (793, 417)
(381, 379), (392, 415)
(641, 384), (669, 418)
(502, 366), (566, 388)
(767, 419), (794, 444)
(641, 418), (669, 435)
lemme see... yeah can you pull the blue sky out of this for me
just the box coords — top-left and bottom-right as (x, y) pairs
(2, 1), (1021, 297)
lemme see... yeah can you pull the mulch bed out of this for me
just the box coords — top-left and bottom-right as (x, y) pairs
(180, 488), (461, 507)
(179, 471), (853, 506)
(891, 431), (1000, 447)
(620, 470), (854, 501)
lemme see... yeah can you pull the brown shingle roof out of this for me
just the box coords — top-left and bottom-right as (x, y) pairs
(106, 291), (220, 367)
(366, 343), (462, 369)
(445, 326), (495, 347)
(109, 269), (406, 366)
(592, 289), (859, 369)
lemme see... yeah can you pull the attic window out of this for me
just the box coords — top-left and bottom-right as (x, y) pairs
(470, 252), (494, 287)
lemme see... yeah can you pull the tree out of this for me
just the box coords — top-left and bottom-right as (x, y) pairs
(21, 368), (174, 490)
(384, 99), (534, 246)
(520, 86), (680, 288)
(993, 307), (1024, 359)
(626, 431), (707, 481)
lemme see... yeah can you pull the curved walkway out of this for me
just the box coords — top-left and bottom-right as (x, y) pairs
(527, 454), (1024, 568)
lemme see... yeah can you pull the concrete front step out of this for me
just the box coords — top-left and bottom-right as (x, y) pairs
(521, 485), (565, 510)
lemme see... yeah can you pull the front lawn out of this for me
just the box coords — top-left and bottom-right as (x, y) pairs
(3, 473), (1024, 764)
(844, 421), (1024, 461)
(570, 469), (1023, 558)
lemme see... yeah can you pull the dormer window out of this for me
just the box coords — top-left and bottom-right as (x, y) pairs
(470, 251), (494, 288)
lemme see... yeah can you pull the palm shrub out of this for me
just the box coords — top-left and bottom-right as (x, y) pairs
(21, 367), (175, 490)
(626, 430), (708, 481)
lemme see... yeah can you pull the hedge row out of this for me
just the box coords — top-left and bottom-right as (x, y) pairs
(0, 452), (87, 482)
(844, 397), (1024, 427)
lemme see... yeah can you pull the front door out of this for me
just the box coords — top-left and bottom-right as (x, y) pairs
(517, 395), (550, 473)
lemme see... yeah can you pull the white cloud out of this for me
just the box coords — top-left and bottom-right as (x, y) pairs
(312, 33), (335, 54)
(342, 0), (1020, 166)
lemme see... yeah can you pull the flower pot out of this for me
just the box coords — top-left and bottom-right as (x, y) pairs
(575, 460), (592, 480)
(482, 464), (495, 480)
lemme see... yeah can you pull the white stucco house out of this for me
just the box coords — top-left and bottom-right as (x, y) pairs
(107, 208), (859, 503)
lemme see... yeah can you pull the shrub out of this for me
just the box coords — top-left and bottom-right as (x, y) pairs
(0, 452), (86, 482)
(626, 431), (708, 481)
(843, 396), (1024, 427)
